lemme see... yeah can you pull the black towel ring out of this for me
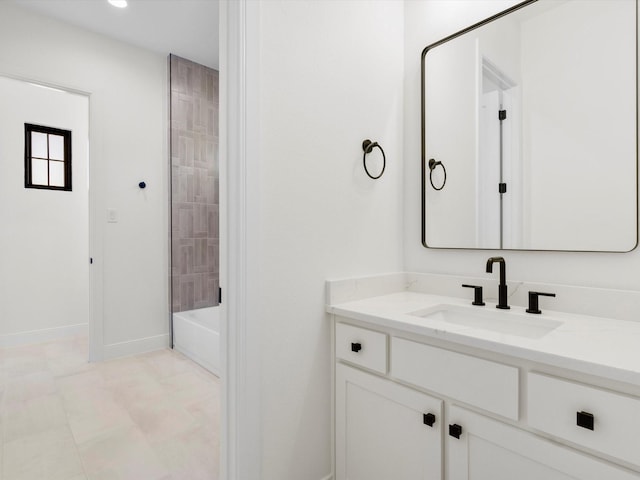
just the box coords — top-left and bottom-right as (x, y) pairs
(428, 158), (446, 191)
(362, 139), (386, 180)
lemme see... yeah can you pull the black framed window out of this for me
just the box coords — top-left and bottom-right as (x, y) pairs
(25, 123), (72, 191)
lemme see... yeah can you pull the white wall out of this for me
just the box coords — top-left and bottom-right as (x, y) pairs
(405, 0), (640, 292)
(252, 1), (405, 478)
(0, 4), (169, 357)
(0, 77), (89, 340)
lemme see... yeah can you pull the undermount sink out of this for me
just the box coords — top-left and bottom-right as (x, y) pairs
(411, 306), (562, 339)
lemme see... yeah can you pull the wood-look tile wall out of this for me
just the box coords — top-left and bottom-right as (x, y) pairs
(170, 55), (219, 312)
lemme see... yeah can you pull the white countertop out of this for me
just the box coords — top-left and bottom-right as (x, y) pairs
(327, 291), (640, 387)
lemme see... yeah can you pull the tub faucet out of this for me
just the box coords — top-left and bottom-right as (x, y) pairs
(486, 256), (510, 309)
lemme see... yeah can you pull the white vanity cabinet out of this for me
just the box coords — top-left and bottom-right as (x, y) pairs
(333, 319), (640, 480)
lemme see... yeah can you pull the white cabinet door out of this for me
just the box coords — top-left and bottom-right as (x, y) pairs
(336, 364), (443, 480)
(447, 406), (640, 480)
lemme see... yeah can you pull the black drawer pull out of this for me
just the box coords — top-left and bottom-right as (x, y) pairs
(423, 413), (436, 427)
(351, 342), (362, 353)
(449, 423), (462, 439)
(577, 411), (594, 431)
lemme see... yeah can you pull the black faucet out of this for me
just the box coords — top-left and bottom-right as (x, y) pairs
(486, 257), (510, 309)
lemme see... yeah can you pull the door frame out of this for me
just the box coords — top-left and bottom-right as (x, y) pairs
(220, 1), (262, 478)
(0, 72), (97, 360)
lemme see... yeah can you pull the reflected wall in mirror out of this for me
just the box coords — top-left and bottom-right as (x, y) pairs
(422, 0), (638, 252)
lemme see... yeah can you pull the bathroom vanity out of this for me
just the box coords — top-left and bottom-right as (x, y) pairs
(335, 0), (640, 477)
(327, 273), (640, 480)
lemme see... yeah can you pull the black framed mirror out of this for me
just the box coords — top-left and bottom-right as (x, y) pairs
(421, 0), (638, 252)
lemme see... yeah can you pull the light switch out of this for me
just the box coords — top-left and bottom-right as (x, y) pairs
(107, 209), (118, 223)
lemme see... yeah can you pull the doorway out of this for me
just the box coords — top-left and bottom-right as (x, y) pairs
(168, 55), (221, 377)
(0, 75), (91, 354)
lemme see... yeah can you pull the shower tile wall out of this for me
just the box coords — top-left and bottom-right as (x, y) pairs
(170, 55), (219, 312)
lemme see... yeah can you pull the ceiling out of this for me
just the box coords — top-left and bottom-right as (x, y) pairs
(10, 0), (220, 69)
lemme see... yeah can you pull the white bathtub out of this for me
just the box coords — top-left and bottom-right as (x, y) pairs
(172, 306), (220, 376)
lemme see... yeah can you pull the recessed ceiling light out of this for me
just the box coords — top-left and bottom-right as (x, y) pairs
(108, 0), (128, 8)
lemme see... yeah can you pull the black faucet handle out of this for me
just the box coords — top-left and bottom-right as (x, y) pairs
(462, 284), (485, 306)
(526, 291), (556, 314)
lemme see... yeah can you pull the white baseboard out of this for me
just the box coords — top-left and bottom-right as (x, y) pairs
(103, 333), (170, 360)
(320, 475), (333, 480)
(0, 323), (87, 348)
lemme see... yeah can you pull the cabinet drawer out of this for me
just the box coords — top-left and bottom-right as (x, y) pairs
(391, 337), (519, 420)
(528, 372), (640, 466)
(336, 323), (387, 374)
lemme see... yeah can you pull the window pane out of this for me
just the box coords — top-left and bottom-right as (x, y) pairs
(49, 134), (65, 160)
(49, 161), (65, 187)
(31, 132), (48, 158)
(32, 159), (48, 185)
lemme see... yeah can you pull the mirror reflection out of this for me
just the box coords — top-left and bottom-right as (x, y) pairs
(422, 0), (637, 252)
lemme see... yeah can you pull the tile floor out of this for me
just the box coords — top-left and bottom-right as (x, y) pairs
(0, 336), (220, 480)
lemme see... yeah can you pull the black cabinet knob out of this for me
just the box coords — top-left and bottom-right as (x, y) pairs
(423, 413), (436, 427)
(449, 423), (463, 439)
(351, 342), (362, 353)
(577, 411), (594, 431)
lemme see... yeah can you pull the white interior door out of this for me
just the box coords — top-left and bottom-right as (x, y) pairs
(477, 90), (501, 248)
(501, 87), (522, 249)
